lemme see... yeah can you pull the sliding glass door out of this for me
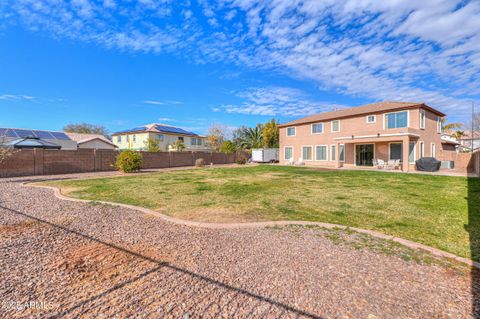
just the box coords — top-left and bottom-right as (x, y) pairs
(355, 144), (374, 166)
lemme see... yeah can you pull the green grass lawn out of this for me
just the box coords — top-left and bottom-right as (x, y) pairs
(42, 165), (480, 261)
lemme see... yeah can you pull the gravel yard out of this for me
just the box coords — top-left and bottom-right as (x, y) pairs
(0, 174), (478, 318)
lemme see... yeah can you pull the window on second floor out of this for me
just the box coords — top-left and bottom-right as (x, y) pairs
(385, 111), (408, 129)
(366, 115), (376, 123)
(287, 127), (296, 136)
(437, 116), (442, 133)
(331, 120), (340, 132)
(420, 109), (425, 129)
(311, 123), (323, 134)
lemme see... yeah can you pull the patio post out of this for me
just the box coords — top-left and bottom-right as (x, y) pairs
(402, 137), (410, 172)
(335, 142), (341, 168)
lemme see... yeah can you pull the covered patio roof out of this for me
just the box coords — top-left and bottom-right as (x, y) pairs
(334, 133), (419, 143)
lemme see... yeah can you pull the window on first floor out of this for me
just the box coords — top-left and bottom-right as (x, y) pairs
(285, 147), (293, 160)
(431, 143), (436, 158)
(157, 134), (164, 142)
(389, 143), (403, 161)
(132, 135), (136, 142)
(339, 144), (345, 162)
(315, 145), (328, 161)
(117, 135), (121, 142)
(178, 136), (184, 142)
(419, 142), (425, 158)
(331, 145), (336, 161)
(409, 142), (416, 163)
(191, 137), (203, 146)
(302, 146), (313, 161)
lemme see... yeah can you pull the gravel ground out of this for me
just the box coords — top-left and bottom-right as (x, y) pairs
(0, 173), (478, 318)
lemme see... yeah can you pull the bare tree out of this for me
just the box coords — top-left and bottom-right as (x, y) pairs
(63, 122), (110, 137)
(206, 124), (229, 151)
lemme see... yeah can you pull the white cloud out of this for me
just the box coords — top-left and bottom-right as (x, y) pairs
(143, 100), (165, 105)
(0, 94), (36, 101)
(2, 0), (479, 121)
(219, 87), (348, 117)
(158, 117), (177, 122)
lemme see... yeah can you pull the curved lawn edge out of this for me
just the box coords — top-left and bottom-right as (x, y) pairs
(28, 182), (480, 270)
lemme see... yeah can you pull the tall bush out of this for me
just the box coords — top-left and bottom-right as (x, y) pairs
(115, 150), (142, 173)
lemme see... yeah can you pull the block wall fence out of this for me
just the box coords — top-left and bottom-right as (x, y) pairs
(0, 149), (246, 178)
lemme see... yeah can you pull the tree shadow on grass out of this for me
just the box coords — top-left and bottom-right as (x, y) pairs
(468, 176), (480, 318)
(0, 204), (323, 319)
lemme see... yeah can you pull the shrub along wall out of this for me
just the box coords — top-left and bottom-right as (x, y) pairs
(0, 149), (247, 178)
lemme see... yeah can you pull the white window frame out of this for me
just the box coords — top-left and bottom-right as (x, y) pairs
(331, 144), (336, 161)
(384, 110), (410, 129)
(388, 142), (403, 161)
(419, 141), (425, 158)
(311, 123), (324, 134)
(315, 145), (328, 161)
(117, 135), (121, 143)
(284, 146), (294, 161)
(339, 144), (345, 162)
(431, 143), (436, 158)
(437, 116), (442, 133)
(409, 142), (416, 164)
(366, 115), (376, 123)
(420, 109), (425, 129)
(331, 120), (340, 133)
(157, 134), (164, 142)
(301, 145), (313, 161)
(286, 127), (296, 137)
(133, 134), (136, 142)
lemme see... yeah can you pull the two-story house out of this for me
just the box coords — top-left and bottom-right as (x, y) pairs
(112, 123), (210, 151)
(279, 102), (454, 171)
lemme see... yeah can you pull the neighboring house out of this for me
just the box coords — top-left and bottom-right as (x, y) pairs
(457, 131), (480, 151)
(112, 123), (209, 151)
(0, 127), (77, 150)
(278, 101), (455, 172)
(65, 132), (117, 150)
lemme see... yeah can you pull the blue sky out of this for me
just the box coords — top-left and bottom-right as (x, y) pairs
(1, 1), (479, 135)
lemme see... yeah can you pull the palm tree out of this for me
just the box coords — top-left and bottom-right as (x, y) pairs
(240, 126), (263, 149)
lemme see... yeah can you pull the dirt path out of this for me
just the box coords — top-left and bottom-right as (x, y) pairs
(0, 177), (477, 318)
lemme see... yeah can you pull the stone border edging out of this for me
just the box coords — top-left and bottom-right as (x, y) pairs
(27, 183), (480, 270)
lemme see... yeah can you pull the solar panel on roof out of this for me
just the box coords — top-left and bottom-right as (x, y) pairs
(5, 129), (19, 138)
(50, 132), (71, 140)
(14, 129), (35, 138)
(0, 128), (8, 137)
(33, 130), (55, 139)
(155, 125), (197, 136)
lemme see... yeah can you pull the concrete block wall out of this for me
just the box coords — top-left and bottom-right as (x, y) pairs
(0, 149), (247, 178)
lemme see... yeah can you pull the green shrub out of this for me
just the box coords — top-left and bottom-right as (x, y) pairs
(195, 158), (205, 167)
(220, 140), (237, 154)
(115, 150), (142, 173)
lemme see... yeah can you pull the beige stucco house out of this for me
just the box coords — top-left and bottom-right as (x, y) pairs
(112, 123), (209, 151)
(279, 101), (455, 172)
(65, 132), (117, 150)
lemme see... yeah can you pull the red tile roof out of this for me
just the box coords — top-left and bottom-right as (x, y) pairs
(278, 101), (445, 128)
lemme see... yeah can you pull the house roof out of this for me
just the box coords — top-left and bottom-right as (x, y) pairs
(112, 123), (199, 137)
(278, 101), (446, 128)
(1, 137), (61, 149)
(65, 132), (117, 147)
